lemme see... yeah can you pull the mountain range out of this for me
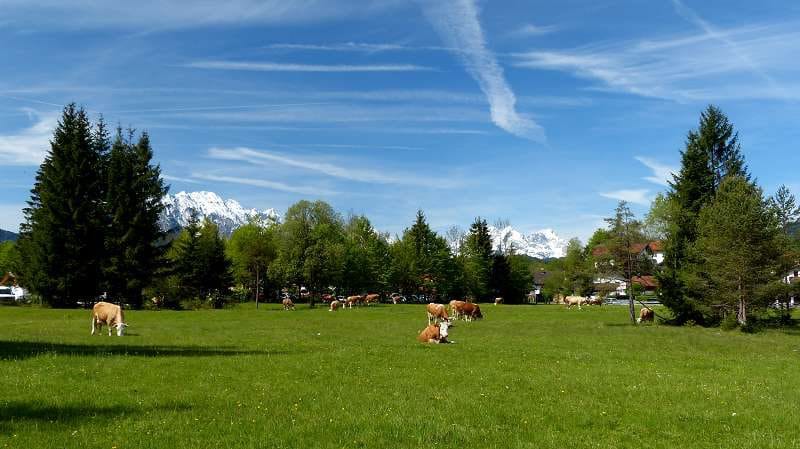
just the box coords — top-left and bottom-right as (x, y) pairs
(160, 191), (279, 236)
(488, 226), (567, 259)
(0, 229), (18, 242)
(159, 191), (568, 258)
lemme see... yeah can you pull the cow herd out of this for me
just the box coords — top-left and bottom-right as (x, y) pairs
(90, 293), (655, 339)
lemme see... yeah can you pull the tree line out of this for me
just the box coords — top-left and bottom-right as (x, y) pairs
(13, 104), (536, 309)
(543, 105), (800, 328)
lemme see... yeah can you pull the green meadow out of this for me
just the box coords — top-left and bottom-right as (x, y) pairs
(0, 304), (798, 449)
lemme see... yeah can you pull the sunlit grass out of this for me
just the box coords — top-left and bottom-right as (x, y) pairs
(0, 304), (798, 448)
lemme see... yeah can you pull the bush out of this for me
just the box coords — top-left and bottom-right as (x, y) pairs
(720, 314), (739, 331)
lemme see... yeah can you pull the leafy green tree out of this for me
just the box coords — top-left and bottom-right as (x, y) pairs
(769, 185), (800, 238)
(562, 238), (593, 296)
(275, 200), (345, 305)
(0, 241), (20, 276)
(604, 201), (648, 323)
(18, 104), (106, 307)
(228, 221), (278, 307)
(692, 176), (781, 325)
(341, 215), (390, 295)
(104, 130), (167, 308)
(643, 193), (675, 241)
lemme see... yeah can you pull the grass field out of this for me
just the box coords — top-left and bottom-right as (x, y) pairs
(1, 303), (799, 449)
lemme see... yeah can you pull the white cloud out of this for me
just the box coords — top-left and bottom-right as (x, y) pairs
(511, 23), (558, 37)
(0, 111), (57, 166)
(418, 0), (545, 141)
(265, 42), (455, 53)
(207, 146), (463, 189)
(183, 61), (434, 73)
(599, 189), (652, 206)
(513, 21), (800, 101)
(635, 156), (678, 187)
(191, 173), (337, 196)
(0, 0), (404, 29)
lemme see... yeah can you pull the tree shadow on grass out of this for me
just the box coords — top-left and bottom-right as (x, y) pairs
(0, 341), (293, 360)
(0, 401), (191, 433)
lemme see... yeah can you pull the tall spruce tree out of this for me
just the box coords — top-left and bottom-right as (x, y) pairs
(19, 104), (106, 307)
(104, 130), (167, 307)
(659, 105), (746, 324)
(463, 217), (493, 301)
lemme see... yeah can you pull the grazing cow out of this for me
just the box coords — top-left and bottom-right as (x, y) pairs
(449, 300), (466, 320)
(364, 293), (380, 305)
(390, 293), (404, 304)
(150, 296), (163, 309)
(417, 321), (452, 344)
(461, 302), (483, 321)
(564, 296), (586, 309)
(637, 307), (654, 324)
(329, 300), (342, 312)
(282, 298), (295, 310)
(91, 301), (127, 336)
(345, 295), (362, 309)
(494, 297), (503, 306)
(587, 297), (604, 306)
(426, 303), (449, 325)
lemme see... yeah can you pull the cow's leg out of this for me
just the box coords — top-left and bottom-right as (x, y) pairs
(108, 322), (112, 336)
(91, 317), (96, 335)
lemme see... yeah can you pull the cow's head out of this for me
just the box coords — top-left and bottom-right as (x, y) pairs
(114, 322), (128, 336)
(439, 320), (452, 339)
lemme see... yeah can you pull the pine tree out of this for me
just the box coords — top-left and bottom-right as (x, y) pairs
(463, 217), (493, 301)
(104, 130), (167, 307)
(18, 104), (106, 307)
(693, 176), (780, 325)
(660, 105), (746, 324)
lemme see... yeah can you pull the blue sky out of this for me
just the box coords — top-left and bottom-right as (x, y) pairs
(1, 0), (799, 241)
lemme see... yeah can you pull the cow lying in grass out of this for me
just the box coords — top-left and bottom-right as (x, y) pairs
(638, 307), (654, 324)
(91, 301), (127, 336)
(417, 320), (452, 344)
(426, 303), (449, 325)
(282, 298), (295, 310)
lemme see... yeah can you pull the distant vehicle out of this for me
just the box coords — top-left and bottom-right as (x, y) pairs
(0, 286), (16, 303)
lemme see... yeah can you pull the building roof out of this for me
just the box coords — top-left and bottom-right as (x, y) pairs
(533, 270), (552, 285)
(592, 241), (663, 258)
(632, 275), (659, 289)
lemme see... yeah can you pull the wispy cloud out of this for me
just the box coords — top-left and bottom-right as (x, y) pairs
(0, 1), (404, 30)
(207, 146), (463, 189)
(265, 42), (455, 53)
(599, 189), (652, 206)
(0, 110), (57, 166)
(513, 21), (800, 101)
(510, 23), (558, 37)
(635, 156), (678, 187)
(191, 173), (337, 196)
(163, 174), (203, 184)
(418, 0), (545, 141)
(184, 60), (434, 73)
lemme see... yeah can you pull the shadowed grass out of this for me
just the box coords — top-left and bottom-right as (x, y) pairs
(0, 304), (798, 448)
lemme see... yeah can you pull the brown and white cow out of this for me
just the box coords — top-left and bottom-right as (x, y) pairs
(329, 300), (342, 312)
(494, 297), (503, 306)
(417, 321), (452, 344)
(461, 302), (483, 322)
(637, 307), (654, 324)
(364, 293), (380, 305)
(282, 298), (295, 310)
(345, 295), (362, 309)
(426, 303), (449, 325)
(449, 300), (468, 320)
(91, 301), (127, 336)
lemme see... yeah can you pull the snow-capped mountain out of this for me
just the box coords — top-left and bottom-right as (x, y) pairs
(160, 191), (279, 236)
(488, 226), (567, 259)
